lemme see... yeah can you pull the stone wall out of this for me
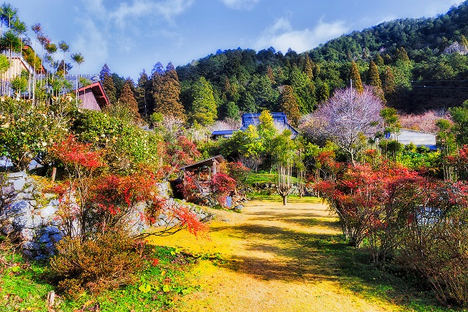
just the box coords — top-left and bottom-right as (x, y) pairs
(0, 172), (61, 260)
(0, 172), (212, 260)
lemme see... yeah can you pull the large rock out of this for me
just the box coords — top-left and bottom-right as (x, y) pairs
(5, 200), (31, 216)
(39, 201), (58, 221)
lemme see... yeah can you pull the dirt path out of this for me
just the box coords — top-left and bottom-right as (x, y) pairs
(152, 199), (403, 312)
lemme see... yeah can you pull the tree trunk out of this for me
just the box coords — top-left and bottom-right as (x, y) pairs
(51, 167), (57, 182)
(282, 195), (287, 206)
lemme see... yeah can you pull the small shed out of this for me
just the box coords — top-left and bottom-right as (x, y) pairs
(77, 81), (109, 111)
(181, 155), (225, 176)
(180, 155), (225, 196)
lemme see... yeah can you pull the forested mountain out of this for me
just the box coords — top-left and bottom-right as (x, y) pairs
(105, 1), (468, 123)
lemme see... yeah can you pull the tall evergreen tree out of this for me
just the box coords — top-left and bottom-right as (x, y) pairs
(118, 80), (140, 119)
(112, 73), (126, 99)
(382, 66), (396, 96)
(191, 77), (217, 126)
(460, 34), (468, 48)
(225, 101), (240, 120)
(350, 61), (363, 93)
(396, 47), (410, 62)
(239, 91), (256, 113)
(375, 54), (384, 67)
(102, 74), (116, 105)
(153, 64), (185, 120)
(368, 60), (382, 88)
(290, 66), (316, 113)
(99, 64), (111, 81)
(280, 85), (300, 126)
(317, 83), (330, 103)
(304, 55), (314, 80)
(135, 70), (149, 117)
(368, 60), (385, 103)
(152, 62), (165, 76)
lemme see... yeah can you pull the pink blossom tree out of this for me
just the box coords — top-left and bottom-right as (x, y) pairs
(304, 86), (383, 163)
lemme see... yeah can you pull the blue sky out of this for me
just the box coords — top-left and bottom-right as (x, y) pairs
(13, 0), (464, 79)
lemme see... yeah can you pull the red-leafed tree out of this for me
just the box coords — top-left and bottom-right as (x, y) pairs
(50, 135), (205, 240)
(211, 173), (237, 207)
(313, 161), (419, 248)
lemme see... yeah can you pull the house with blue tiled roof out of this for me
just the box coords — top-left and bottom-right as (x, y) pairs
(212, 112), (298, 139)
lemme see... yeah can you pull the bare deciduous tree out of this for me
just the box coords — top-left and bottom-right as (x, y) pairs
(301, 86), (383, 163)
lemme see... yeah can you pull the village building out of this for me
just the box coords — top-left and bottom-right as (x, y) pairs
(76, 81), (110, 111)
(3, 53), (34, 80)
(211, 112), (299, 139)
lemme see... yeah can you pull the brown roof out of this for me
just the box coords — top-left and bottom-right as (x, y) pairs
(180, 155), (225, 171)
(77, 81), (110, 108)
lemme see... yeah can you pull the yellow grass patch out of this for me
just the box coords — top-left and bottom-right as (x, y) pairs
(148, 200), (407, 312)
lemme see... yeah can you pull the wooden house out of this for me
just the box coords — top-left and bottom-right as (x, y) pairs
(180, 155), (225, 196)
(76, 81), (109, 111)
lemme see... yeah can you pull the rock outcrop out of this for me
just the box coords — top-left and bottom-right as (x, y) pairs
(0, 172), (212, 260)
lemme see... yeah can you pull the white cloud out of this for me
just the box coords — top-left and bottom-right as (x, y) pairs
(72, 18), (109, 74)
(255, 17), (348, 53)
(221, 0), (260, 10)
(423, 0), (464, 16)
(110, 0), (194, 26)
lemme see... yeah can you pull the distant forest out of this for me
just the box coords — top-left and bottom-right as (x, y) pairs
(103, 1), (468, 124)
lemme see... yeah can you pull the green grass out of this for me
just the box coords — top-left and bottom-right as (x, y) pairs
(0, 245), (197, 312)
(247, 193), (322, 203)
(245, 172), (299, 185)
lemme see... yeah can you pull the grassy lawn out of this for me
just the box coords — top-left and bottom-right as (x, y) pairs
(151, 198), (463, 312)
(0, 198), (464, 312)
(247, 193), (322, 203)
(0, 243), (197, 312)
(245, 172), (299, 185)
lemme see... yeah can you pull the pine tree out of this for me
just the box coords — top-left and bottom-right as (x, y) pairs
(152, 62), (165, 76)
(226, 101), (240, 120)
(118, 80), (140, 119)
(317, 83), (330, 103)
(304, 55), (314, 80)
(313, 63), (320, 78)
(239, 91), (256, 113)
(102, 74), (116, 105)
(396, 47), (410, 62)
(99, 64), (111, 81)
(290, 66), (316, 113)
(368, 61), (386, 104)
(368, 60), (382, 89)
(350, 61), (363, 93)
(460, 35), (468, 49)
(191, 77), (217, 126)
(135, 70), (149, 117)
(280, 85), (301, 126)
(153, 64), (185, 120)
(383, 54), (392, 64)
(382, 66), (396, 96)
(266, 66), (275, 84)
(375, 54), (384, 67)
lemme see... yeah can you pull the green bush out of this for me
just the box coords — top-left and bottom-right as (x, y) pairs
(0, 98), (75, 170)
(73, 110), (163, 174)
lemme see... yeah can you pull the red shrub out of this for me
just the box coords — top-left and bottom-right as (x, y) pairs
(51, 135), (104, 170)
(314, 162), (419, 247)
(211, 173), (236, 207)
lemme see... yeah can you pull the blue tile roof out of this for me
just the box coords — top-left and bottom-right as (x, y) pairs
(212, 112), (298, 137)
(212, 130), (235, 136)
